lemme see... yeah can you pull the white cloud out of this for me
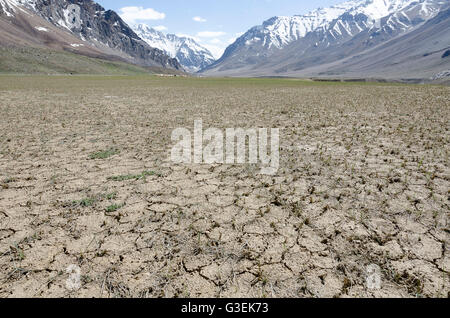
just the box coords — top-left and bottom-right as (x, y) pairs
(209, 38), (222, 44)
(196, 31), (226, 38)
(153, 25), (168, 32)
(119, 7), (165, 24)
(193, 16), (207, 23)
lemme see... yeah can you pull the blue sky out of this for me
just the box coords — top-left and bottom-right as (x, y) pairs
(96, 0), (345, 58)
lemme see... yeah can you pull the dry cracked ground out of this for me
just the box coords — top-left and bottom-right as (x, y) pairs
(0, 76), (448, 298)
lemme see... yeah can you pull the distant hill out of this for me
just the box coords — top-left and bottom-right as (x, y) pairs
(0, 46), (179, 75)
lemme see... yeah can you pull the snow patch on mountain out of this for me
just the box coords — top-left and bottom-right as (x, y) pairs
(0, 0), (37, 13)
(231, 0), (443, 51)
(431, 69), (450, 80)
(57, 4), (82, 31)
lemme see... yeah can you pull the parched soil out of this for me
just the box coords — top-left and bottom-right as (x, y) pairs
(0, 76), (448, 298)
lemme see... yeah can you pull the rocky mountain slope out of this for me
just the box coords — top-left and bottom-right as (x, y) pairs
(201, 0), (450, 80)
(0, 0), (183, 71)
(134, 24), (215, 72)
(296, 7), (450, 82)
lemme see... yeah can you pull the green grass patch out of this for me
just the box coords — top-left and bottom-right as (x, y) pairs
(107, 171), (160, 182)
(105, 192), (118, 200)
(3, 177), (16, 183)
(68, 197), (96, 208)
(89, 149), (120, 160)
(0, 47), (152, 75)
(105, 203), (125, 213)
(63, 192), (120, 209)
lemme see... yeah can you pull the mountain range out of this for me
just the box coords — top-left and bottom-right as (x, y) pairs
(201, 0), (450, 82)
(133, 24), (215, 73)
(0, 0), (449, 81)
(0, 0), (182, 72)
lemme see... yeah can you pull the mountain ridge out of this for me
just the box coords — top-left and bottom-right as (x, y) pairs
(0, 0), (183, 71)
(133, 24), (215, 73)
(201, 0), (449, 81)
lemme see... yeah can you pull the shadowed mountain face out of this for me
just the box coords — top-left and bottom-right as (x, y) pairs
(201, 0), (450, 81)
(0, 0), (183, 70)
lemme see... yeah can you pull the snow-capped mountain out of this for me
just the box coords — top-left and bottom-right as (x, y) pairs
(202, 0), (449, 77)
(233, 0), (444, 52)
(0, 0), (182, 70)
(134, 24), (215, 72)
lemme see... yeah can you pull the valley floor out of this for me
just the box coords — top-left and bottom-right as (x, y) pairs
(0, 76), (448, 297)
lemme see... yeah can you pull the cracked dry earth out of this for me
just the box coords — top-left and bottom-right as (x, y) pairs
(0, 76), (448, 298)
